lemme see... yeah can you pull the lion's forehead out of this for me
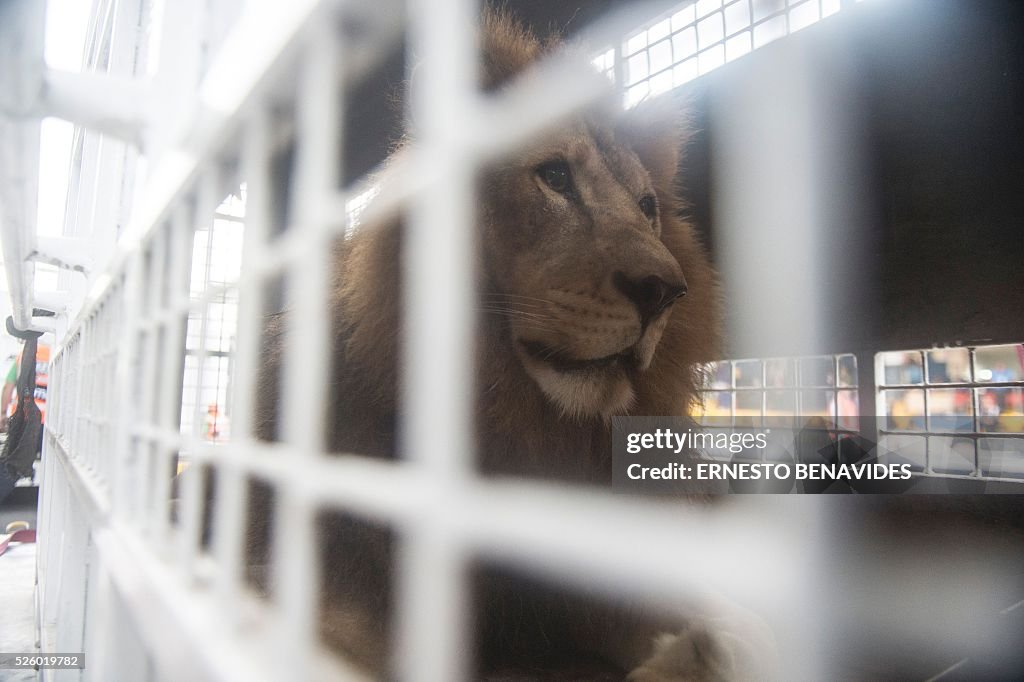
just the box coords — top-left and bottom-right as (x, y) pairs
(580, 125), (650, 195)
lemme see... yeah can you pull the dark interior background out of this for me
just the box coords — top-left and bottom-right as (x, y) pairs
(343, 0), (1024, 360)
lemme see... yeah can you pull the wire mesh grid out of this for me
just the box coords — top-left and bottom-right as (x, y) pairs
(27, 0), (1021, 681)
(875, 344), (1024, 480)
(32, 1), (822, 679)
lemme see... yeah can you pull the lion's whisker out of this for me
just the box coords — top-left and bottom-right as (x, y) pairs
(477, 307), (559, 323)
(480, 293), (553, 307)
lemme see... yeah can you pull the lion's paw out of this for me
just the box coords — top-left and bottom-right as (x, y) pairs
(626, 614), (775, 682)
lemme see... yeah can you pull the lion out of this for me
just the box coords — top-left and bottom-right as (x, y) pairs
(245, 9), (773, 681)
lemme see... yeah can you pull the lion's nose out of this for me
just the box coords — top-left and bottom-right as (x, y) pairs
(613, 272), (687, 326)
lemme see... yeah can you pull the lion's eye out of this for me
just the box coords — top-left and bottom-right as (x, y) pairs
(537, 161), (573, 195)
(639, 194), (658, 220)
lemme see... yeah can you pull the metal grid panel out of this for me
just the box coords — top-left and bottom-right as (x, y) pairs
(695, 354), (860, 467)
(32, 2), (821, 679)
(698, 354), (859, 426)
(876, 344), (1024, 481)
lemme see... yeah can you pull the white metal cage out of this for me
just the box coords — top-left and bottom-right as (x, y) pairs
(2, 0), (1021, 681)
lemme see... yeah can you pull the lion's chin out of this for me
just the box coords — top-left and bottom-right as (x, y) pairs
(518, 352), (636, 420)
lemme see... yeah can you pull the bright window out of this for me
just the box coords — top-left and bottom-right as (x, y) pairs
(608, 0), (845, 106)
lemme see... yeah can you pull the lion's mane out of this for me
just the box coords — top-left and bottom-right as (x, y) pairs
(312, 12), (722, 482)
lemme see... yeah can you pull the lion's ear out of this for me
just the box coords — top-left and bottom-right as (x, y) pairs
(479, 9), (549, 91)
(616, 94), (691, 188)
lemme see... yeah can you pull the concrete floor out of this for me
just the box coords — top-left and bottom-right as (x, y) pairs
(0, 495), (39, 682)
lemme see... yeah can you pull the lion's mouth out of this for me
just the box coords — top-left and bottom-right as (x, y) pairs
(519, 340), (637, 373)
